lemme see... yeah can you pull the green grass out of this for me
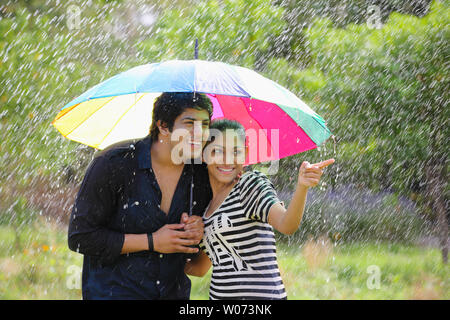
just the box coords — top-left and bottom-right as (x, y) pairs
(191, 239), (449, 300)
(0, 219), (82, 299)
(0, 219), (448, 300)
(190, 240), (449, 300)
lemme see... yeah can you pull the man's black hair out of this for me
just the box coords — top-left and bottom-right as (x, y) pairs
(150, 92), (213, 141)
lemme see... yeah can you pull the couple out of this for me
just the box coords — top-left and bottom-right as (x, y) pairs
(68, 92), (334, 300)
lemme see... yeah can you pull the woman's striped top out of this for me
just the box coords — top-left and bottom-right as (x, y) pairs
(199, 170), (287, 300)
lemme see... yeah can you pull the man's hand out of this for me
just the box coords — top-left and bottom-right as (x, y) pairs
(152, 223), (201, 254)
(297, 158), (335, 188)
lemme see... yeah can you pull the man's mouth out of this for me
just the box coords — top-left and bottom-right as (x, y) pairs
(188, 140), (202, 146)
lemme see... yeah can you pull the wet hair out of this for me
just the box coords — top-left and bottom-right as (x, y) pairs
(150, 92), (213, 141)
(208, 119), (246, 144)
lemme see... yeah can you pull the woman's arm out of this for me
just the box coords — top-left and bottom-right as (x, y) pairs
(268, 159), (335, 235)
(268, 185), (309, 235)
(184, 250), (212, 277)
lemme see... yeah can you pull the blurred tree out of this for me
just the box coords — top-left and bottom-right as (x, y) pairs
(0, 0), (146, 227)
(272, 0), (433, 68)
(137, 0), (286, 71)
(292, 0), (448, 262)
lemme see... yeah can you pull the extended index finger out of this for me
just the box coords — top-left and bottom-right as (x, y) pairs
(311, 158), (335, 169)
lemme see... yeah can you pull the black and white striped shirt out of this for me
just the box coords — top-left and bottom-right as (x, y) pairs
(199, 170), (287, 300)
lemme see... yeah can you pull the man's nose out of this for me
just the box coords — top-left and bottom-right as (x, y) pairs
(192, 121), (204, 139)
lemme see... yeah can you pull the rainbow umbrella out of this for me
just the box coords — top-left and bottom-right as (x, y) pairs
(52, 59), (332, 164)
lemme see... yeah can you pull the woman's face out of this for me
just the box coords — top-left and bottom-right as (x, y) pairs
(204, 130), (246, 185)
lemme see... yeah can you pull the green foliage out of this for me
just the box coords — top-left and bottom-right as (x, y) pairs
(0, 1), (149, 232)
(268, 1), (449, 209)
(0, 195), (33, 227)
(138, 0), (286, 69)
(276, 190), (428, 244)
(271, 0), (433, 68)
(0, 1), (143, 180)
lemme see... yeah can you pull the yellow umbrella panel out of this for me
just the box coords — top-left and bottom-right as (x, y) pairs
(52, 93), (162, 149)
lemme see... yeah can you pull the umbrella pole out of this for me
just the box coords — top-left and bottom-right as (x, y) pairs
(189, 38), (199, 216)
(194, 38), (198, 59)
(193, 39), (198, 100)
(189, 167), (194, 216)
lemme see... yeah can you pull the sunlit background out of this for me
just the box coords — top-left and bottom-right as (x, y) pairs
(0, 0), (448, 299)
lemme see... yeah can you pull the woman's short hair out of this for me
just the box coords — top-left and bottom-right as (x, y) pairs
(208, 119), (246, 142)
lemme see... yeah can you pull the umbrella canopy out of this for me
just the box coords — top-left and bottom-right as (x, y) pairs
(52, 59), (332, 164)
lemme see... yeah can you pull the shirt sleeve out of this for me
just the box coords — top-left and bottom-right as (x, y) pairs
(239, 171), (282, 223)
(68, 154), (125, 266)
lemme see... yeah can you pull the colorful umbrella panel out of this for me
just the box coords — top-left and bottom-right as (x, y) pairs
(53, 60), (332, 164)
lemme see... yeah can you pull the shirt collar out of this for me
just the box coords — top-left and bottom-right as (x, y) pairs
(137, 135), (153, 170)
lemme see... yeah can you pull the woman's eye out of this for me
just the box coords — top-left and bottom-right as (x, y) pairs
(213, 148), (223, 154)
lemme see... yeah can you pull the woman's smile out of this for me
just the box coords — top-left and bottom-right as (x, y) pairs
(216, 166), (236, 175)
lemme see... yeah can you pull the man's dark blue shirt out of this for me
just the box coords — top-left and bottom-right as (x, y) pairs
(68, 135), (212, 299)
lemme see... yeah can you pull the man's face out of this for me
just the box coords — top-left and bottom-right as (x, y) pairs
(169, 108), (210, 163)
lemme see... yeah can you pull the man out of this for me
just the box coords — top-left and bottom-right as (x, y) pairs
(68, 92), (213, 299)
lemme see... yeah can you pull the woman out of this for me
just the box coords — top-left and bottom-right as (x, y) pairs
(185, 119), (335, 300)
